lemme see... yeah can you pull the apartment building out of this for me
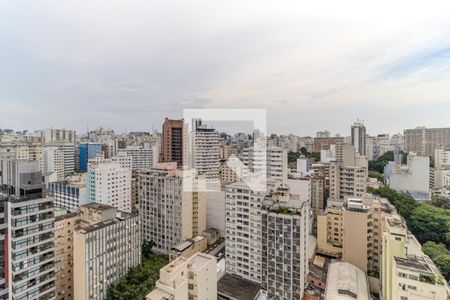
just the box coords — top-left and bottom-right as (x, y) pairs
(139, 167), (195, 254)
(191, 120), (220, 181)
(44, 129), (77, 177)
(45, 128), (76, 144)
(110, 152), (133, 170)
(382, 214), (449, 300)
(219, 161), (240, 184)
(225, 181), (266, 284)
(0, 159), (56, 300)
(117, 145), (157, 171)
(161, 118), (186, 167)
(384, 153), (430, 201)
(435, 147), (450, 169)
(351, 120), (366, 155)
(261, 187), (309, 299)
(313, 136), (344, 152)
(48, 173), (87, 210)
(55, 211), (80, 300)
(242, 146), (287, 182)
(73, 203), (141, 300)
(317, 194), (397, 274)
(42, 146), (65, 183)
(404, 127), (450, 159)
(329, 161), (367, 201)
(146, 252), (217, 300)
(87, 159), (132, 213)
(168, 235), (208, 261)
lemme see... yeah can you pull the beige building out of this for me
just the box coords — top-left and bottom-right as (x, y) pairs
(317, 194), (395, 274)
(73, 203), (141, 300)
(55, 211), (81, 300)
(382, 214), (449, 300)
(219, 161), (240, 184)
(169, 235), (208, 261)
(146, 252), (217, 300)
(139, 166), (195, 254)
(404, 127), (450, 159)
(329, 162), (367, 201)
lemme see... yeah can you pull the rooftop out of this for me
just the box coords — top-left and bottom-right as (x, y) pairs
(81, 202), (116, 211)
(218, 273), (261, 300)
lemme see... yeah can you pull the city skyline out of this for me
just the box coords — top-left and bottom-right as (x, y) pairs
(1, 1), (450, 135)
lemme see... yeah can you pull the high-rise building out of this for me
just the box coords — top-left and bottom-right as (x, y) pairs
(435, 147), (450, 169)
(73, 203), (141, 300)
(317, 194), (397, 274)
(404, 127), (450, 159)
(351, 120), (366, 156)
(117, 145), (157, 171)
(329, 161), (367, 201)
(161, 118), (185, 167)
(139, 166), (195, 254)
(87, 159), (132, 213)
(45, 129), (76, 177)
(78, 143), (102, 172)
(45, 128), (76, 144)
(191, 120), (220, 181)
(0, 159), (56, 300)
(225, 181), (266, 284)
(55, 210), (80, 300)
(146, 252), (217, 300)
(42, 146), (65, 182)
(242, 146), (288, 182)
(261, 188), (309, 299)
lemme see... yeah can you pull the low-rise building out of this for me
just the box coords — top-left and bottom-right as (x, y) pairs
(325, 262), (370, 300)
(146, 252), (217, 300)
(169, 235), (208, 261)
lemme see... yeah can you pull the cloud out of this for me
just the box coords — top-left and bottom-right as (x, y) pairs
(0, 0), (450, 135)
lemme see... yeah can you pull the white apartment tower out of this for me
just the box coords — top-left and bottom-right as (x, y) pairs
(242, 146), (287, 182)
(117, 145), (157, 171)
(191, 119), (220, 181)
(42, 146), (65, 182)
(87, 160), (132, 213)
(225, 181), (266, 283)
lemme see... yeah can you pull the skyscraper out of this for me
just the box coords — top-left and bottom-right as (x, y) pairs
(161, 118), (185, 167)
(191, 119), (220, 181)
(0, 159), (56, 300)
(351, 120), (366, 155)
(78, 143), (102, 172)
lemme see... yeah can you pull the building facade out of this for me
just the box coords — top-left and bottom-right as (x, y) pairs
(139, 168), (194, 254)
(73, 204), (141, 300)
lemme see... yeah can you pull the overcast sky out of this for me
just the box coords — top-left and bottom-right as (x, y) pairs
(1, 0), (450, 136)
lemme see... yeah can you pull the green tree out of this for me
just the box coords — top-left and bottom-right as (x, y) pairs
(107, 250), (168, 300)
(431, 196), (450, 209)
(433, 255), (450, 280)
(409, 204), (450, 247)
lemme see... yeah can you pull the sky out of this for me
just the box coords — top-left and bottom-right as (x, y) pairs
(1, 0), (450, 136)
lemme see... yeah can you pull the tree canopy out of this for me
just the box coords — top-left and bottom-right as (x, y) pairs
(107, 242), (168, 300)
